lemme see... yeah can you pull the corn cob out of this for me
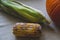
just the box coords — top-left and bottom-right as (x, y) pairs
(0, 0), (50, 26)
(13, 23), (41, 37)
(0, 4), (30, 22)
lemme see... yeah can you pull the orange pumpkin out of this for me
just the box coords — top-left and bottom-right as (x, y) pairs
(46, 0), (60, 27)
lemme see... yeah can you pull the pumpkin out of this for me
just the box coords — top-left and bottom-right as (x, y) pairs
(46, 0), (60, 27)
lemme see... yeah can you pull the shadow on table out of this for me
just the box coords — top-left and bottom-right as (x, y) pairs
(15, 33), (45, 40)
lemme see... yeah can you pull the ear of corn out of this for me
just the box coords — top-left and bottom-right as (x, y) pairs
(13, 23), (41, 37)
(0, 0), (50, 26)
(0, 4), (30, 22)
